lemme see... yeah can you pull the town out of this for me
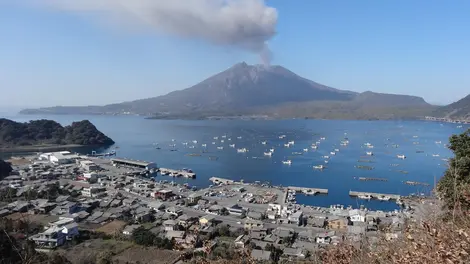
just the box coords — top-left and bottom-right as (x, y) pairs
(0, 151), (427, 263)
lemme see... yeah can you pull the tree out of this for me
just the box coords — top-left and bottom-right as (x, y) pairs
(0, 159), (12, 180)
(437, 129), (470, 210)
(131, 227), (155, 246)
(96, 250), (113, 264)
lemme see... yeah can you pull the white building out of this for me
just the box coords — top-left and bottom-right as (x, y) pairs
(39, 151), (80, 165)
(349, 209), (366, 222)
(81, 186), (106, 198)
(80, 160), (99, 171)
(288, 211), (303, 225)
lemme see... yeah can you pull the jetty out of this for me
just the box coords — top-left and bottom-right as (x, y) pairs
(288, 186), (328, 195)
(349, 190), (401, 200)
(209, 177), (238, 185)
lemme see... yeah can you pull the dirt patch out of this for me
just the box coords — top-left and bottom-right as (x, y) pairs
(57, 239), (133, 264)
(6, 212), (59, 226)
(113, 246), (181, 264)
(95, 220), (127, 235)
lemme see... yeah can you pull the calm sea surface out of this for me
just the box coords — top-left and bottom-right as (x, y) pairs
(4, 114), (469, 211)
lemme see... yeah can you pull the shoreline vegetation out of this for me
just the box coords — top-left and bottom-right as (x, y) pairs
(0, 118), (114, 153)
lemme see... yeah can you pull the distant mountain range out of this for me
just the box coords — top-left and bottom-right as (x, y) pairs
(432, 94), (470, 120)
(20, 62), (467, 120)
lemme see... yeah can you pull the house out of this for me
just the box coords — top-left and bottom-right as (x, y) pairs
(251, 249), (272, 261)
(234, 235), (250, 248)
(122, 225), (141, 236)
(177, 214), (197, 228)
(165, 230), (185, 240)
(148, 201), (166, 211)
(347, 225), (366, 235)
(247, 211), (263, 220)
(272, 227), (294, 239)
(244, 219), (264, 230)
(328, 217), (348, 230)
(166, 206), (183, 217)
(155, 189), (173, 200)
(288, 211), (303, 225)
(81, 186), (106, 198)
(61, 223), (79, 240)
(199, 215), (216, 226)
(283, 248), (307, 259)
(135, 211), (153, 223)
(315, 231), (335, 244)
(163, 220), (177, 231)
(187, 193), (202, 204)
(79, 160), (99, 171)
(297, 230), (315, 242)
(266, 211), (277, 220)
(349, 209), (366, 222)
(309, 217), (326, 228)
(31, 226), (66, 249)
(227, 204), (245, 217)
(208, 204), (224, 214)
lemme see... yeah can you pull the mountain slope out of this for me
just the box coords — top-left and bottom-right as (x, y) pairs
(20, 63), (433, 119)
(0, 118), (114, 147)
(434, 94), (470, 120)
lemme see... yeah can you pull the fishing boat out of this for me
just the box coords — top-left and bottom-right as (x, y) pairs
(201, 144), (207, 147)
(237, 136), (242, 139)
(284, 143), (290, 147)
(229, 144), (235, 148)
(357, 194), (372, 200)
(261, 141), (267, 145)
(366, 151), (373, 156)
(213, 137), (218, 140)
(288, 140), (295, 145)
(169, 144), (176, 147)
(282, 160), (292, 165)
(212, 142), (216, 144)
(220, 139), (225, 143)
(192, 140), (198, 144)
(269, 148), (275, 153)
(311, 145), (318, 149)
(237, 148), (248, 153)
(182, 142), (188, 145)
(330, 151), (336, 155)
(397, 154), (406, 159)
(324, 160), (329, 164)
(279, 135), (286, 139)
(189, 146), (195, 149)
(303, 148), (309, 152)
(313, 165), (324, 170)
(323, 155), (330, 159)
(432, 154), (440, 157)
(435, 141), (442, 144)
(320, 137), (326, 140)
(264, 152), (272, 156)
(334, 148), (340, 152)
(217, 146), (224, 150)
(377, 195), (391, 201)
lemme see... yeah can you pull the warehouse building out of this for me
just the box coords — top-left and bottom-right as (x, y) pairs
(111, 158), (157, 170)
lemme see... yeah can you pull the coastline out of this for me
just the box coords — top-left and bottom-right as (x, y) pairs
(0, 144), (112, 154)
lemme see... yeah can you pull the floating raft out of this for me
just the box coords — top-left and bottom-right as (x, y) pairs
(404, 181), (430, 186)
(358, 177), (388, 182)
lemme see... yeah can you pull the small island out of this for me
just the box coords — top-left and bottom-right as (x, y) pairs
(0, 118), (114, 152)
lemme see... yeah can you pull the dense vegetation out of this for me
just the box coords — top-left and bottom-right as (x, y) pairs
(0, 118), (114, 147)
(0, 159), (12, 180)
(437, 129), (470, 210)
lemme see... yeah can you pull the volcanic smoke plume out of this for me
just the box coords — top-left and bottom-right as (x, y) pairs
(39, 0), (278, 64)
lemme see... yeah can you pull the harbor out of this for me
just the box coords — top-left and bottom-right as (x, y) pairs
(349, 190), (401, 200)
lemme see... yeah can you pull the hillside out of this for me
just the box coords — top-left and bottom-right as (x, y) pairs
(20, 63), (433, 119)
(0, 119), (114, 148)
(433, 94), (470, 120)
(0, 159), (12, 179)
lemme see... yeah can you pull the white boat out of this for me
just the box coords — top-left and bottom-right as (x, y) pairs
(284, 143), (290, 147)
(367, 145), (374, 149)
(222, 135), (227, 138)
(303, 148), (309, 152)
(261, 141), (267, 145)
(311, 145), (318, 149)
(182, 142), (188, 145)
(282, 160), (292, 165)
(220, 140), (224, 143)
(323, 155), (330, 159)
(435, 141), (442, 144)
(288, 140), (295, 145)
(192, 140), (198, 144)
(334, 148), (340, 152)
(169, 144), (176, 147)
(313, 165), (324, 170)
(413, 135), (418, 138)
(279, 135), (286, 139)
(320, 137), (326, 140)
(457, 125), (463, 128)
(366, 151), (373, 156)
(432, 154), (440, 157)
(269, 148), (275, 153)
(217, 146), (224, 150)
(397, 154), (406, 159)
(213, 137), (218, 140)
(229, 144), (235, 148)
(237, 136), (242, 139)
(201, 144), (207, 147)
(330, 151), (336, 155)
(324, 160), (329, 164)
(171, 139), (176, 142)
(237, 148), (248, 153)
(264, 152), (272, 156)
(189, 146), (195, 149)
(358, 194), (372, 200)
(377, 195), (391, 201)
(212, 142), (216, 145)
(364, 143), (372, 146)
(228, 138), (231, 141)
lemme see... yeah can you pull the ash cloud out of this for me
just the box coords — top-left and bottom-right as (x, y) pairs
(39, 0), (278, 64)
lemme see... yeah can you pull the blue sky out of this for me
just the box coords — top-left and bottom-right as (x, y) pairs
(1, 0), (470, 108)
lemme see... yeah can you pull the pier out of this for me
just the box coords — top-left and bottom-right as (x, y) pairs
(349, 190), (401, 200)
